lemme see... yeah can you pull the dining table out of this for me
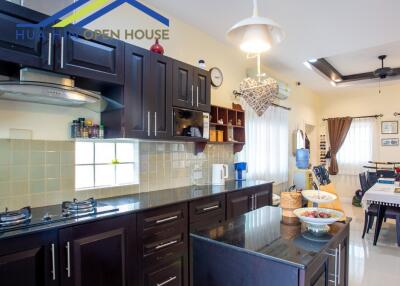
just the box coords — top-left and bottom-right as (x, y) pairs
(361, 182), (400, 246)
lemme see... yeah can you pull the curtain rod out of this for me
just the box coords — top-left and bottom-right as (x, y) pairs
(232, 90), (292, 111)
(322, 114), (383, 121)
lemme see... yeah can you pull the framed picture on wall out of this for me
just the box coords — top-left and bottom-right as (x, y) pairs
(381, 138), (399, 147)
(381, 121), (398, 134)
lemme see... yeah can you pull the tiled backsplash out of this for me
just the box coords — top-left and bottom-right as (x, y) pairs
(0, 139), (234, 210)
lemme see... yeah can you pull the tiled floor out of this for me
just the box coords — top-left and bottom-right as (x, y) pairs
(342, 202), (400, 285)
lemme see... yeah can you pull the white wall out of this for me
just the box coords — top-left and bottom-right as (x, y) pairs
(320, 82), (400, 199)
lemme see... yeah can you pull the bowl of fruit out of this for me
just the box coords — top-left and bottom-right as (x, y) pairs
(293, 207), (344, 234)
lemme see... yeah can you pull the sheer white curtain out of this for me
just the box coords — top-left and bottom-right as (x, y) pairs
(337, 118), (377, 175)
(238, 103), (289, 184)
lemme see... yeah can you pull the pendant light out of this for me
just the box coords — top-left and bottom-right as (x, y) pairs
(227, 0), (285, 54)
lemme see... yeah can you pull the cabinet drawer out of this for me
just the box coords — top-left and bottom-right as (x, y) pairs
(138, 203), (187, 231)
(189, 195), (225, 224)
(145, 258), (184, 286)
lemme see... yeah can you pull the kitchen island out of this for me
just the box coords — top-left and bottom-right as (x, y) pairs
(191, 206), (350, 286)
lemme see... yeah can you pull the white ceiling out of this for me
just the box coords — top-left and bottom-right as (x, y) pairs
(144, 0), (400, 93)
(328, 42), (400, 75)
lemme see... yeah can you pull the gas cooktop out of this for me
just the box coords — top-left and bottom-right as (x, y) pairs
(0, 198), (118, 233)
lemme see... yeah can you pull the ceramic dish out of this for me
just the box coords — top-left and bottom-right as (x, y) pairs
(293, 207), (343, 225)
(301, 190), (337, 204)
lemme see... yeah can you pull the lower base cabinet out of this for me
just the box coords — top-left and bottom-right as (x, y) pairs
(144, 256), (185, 286)
(0, 231), (58, 286)
(226, 185), (272, 220)
(0, 183), (273, 286)
(59, 214), (137, 286)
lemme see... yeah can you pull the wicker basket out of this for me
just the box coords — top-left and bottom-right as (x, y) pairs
(280, 191), (302, 224)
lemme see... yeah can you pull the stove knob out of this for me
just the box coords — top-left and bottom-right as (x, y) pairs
(42, 213), (52, 221)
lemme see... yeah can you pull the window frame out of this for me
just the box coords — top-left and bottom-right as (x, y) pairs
(75, 140), (139, 191)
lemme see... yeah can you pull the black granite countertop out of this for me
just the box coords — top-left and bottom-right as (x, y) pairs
(191, 206), (350, 269)
(0, 180), (272, 240)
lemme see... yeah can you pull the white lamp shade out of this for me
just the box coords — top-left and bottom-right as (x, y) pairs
(227, 16), (285, 53)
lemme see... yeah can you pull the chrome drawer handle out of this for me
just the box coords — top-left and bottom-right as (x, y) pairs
(156, 215), (178, 224)
(155, 240), (178, 250)
(60, 36), (64, 69)
(157, 276), (177, 286)
(338, 244), (341, 285)
(202, 205), (219, 212)
(51, 243), (56, 280)
(48, 32), (52, 66)
(148, 111), (151, 137)
(66, 241), (71, 278)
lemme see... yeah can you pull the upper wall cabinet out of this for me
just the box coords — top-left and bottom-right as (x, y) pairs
(173, 60), (211, 113)
(0, 1), (51, 70)
(0, 2), (124, 84)
(102, 45), (173, 139)
(53, 27), (124, 84)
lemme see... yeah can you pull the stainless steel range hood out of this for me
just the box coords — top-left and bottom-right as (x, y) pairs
(0, 68), (102, 107)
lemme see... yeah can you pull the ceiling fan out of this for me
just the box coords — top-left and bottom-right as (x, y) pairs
(373, 55), (397, 79)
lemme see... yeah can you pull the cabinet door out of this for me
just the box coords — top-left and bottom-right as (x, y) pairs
(226, 191), (251, 220)
(59, 215), (136, 286)
(338, 239), (348, 286)
(150, 53), (173, 139)
(124, 44), (151, 139)
(193, 68), (211, 112)
(0, 231), (58, 286)
(144, 258), (184, 286)
(0, 1), (51, 70)
(54, 27), (124, 84)
(255, 185), (273, 209)
(173, 60), (194, 109)
(310, 258), (329, 286)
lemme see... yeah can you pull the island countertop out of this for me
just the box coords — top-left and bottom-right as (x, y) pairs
(191, 206), (350, 269)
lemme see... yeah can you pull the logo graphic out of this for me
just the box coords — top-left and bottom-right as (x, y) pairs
(17, 0), (169, 28)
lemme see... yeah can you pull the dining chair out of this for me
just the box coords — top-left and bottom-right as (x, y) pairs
(367, 171), (378, 188)
(360, 172), (400, 239)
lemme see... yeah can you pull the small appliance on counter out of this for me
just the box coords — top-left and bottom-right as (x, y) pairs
(212, 164), (229, 185)
(234, 162), (247, 181)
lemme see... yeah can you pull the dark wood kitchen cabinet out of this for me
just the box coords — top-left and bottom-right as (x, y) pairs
(0, 1), (52, 71)
(58, 214), (137, 286)
(149, 52), (173, 139)
(226, 184), (273, 220)
(137, 203), (188, 286)
(0, 230), (58, 286)
(173, 60), (210, 113)
(189, 194), (226, 232)
(193, 68), (211, 112)
(54, 26), (124, 84)
(102, 44), (173, 139)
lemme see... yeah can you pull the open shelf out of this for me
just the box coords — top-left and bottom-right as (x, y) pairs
(195, 105), (246, 155)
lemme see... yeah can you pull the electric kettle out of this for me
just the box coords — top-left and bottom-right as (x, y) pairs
(212, 164), (229, 185)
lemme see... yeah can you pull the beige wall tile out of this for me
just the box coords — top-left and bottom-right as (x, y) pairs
(2, 140), (235, 208)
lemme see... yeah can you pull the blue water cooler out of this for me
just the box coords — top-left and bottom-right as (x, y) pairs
(234, 162), (247, 181)
(296, 149), (310, 169)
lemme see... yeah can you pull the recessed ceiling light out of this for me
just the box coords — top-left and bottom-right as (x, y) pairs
(308, 59), (318, 63)
(303, 61), (312, 70)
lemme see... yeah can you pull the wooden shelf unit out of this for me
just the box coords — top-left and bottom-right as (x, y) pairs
(195, 105), (246, 154)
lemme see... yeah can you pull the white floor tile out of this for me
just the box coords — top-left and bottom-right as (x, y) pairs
(342, 203), (400, 285)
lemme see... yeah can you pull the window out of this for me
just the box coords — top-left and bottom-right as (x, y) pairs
(337, 118), (376, 175)
(238, 104), (289, 184)
(75, 141), (139, 190)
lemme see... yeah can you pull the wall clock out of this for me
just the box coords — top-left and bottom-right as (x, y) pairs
(210, 67), (223, 87)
